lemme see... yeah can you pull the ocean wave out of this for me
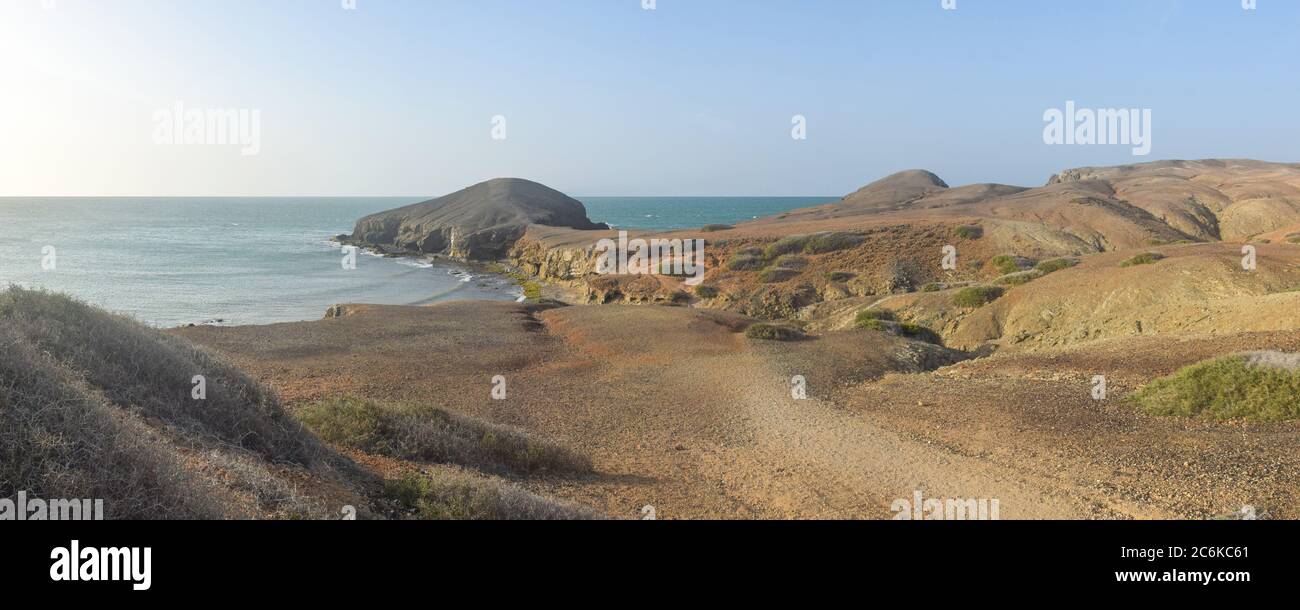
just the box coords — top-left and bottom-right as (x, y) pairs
(395, 258), (434, 269)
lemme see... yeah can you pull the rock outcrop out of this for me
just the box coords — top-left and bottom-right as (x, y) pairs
(344, 178), (608, 260)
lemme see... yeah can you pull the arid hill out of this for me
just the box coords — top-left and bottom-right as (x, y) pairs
(344, 177), (608, 260)
(745, 159), (1300, 252)
(0, 287), (597, 520)
(497, 159), (1300, 329)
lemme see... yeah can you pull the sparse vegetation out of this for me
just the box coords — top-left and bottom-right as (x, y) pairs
(1129, 352), (1300, 422)
(694, 285), (719, 299)
(920, 282), (944, 292)
(1120, 252), (1165, 267)
(996, 270), (1044, 286)
(764, 235), (812, 259)
(802, 232), (864, 254)
(762, 232), (863, 259)
(773, 254), (808, 269)
(954, 225), (983, 240)
(896, 322), (942, 345)
(744, 323), (806, 341)
(953, 285), (1004, 308)
(1287, 233), (1300, 244)
(857, 318), (888, 332)
(758, 267), (799, 283)
(385, 472), (597, 520)
(300, 397), (592, 475)
(700, 224), (734, 232)
(854, 308), (896, 327)
(727, 253), (765, 271)
(989, 254), (1027, 275)
(1035, 257), (1079, 274)
(853, 310), (941, 344)
(0, 287), (336, 519)
(825, 271), (855, 283)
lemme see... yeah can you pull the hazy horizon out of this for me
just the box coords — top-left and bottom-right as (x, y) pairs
(4, 0), (1298, 197)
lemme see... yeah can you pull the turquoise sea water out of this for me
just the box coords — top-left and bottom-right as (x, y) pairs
(578, 197), (836, 231)
(0, 196), (832, 327)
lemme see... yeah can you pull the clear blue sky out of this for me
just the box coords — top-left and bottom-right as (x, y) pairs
(2, 0), (1297, 196)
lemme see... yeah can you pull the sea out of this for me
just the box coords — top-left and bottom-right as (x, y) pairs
(0, 196), (836, 328)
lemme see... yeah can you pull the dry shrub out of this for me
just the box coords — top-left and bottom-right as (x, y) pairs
(0, 288), (347, 519)
(385, 470), (599, 520)
(300, 397), (592, 476)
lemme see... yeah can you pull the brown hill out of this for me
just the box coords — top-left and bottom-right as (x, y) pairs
(745, 160), (1300, 255)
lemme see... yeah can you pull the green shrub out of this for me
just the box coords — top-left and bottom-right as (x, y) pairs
(764, 235), (812, 259)
(758, 267), (799, 283)
(989, 255), (1024, 275)
(727, 253), (765, 271)
(301, 397), (592, 475)
(744, 323), (806, 341)
(897, 322), (942, 345)
(854, 314), (941, 345)
(920, 282), (944, 292)
(1120, 252), (1165, 267)
(952, 286), (1004, 308)
(825, 271), (855, 283)
(802, 232), (864, 254)
(1035, 258), (1079, 274)
(857, 318), (888, 332)
(694, 285), (719, 299)
(700, 224), (733, 232)
(854, 308), (896, 327)
(1129, 352), (1300, 422)
(954, 225), (983, 240)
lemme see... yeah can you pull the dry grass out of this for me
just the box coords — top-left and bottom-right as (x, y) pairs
(0, 288), (600, 520)
(384, 470), (598, 520)
(727, 253), (765, 271)
(0, 287), (341, 518)
(300, 396), (592, 476)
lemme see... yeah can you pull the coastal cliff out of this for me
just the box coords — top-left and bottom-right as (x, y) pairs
(342, 177), (609, 260)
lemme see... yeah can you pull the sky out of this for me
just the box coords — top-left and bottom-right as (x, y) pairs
(1, 0), (1298, 197)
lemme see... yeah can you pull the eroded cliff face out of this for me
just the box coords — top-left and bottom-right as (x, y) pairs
(506, 234), (599, 283)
